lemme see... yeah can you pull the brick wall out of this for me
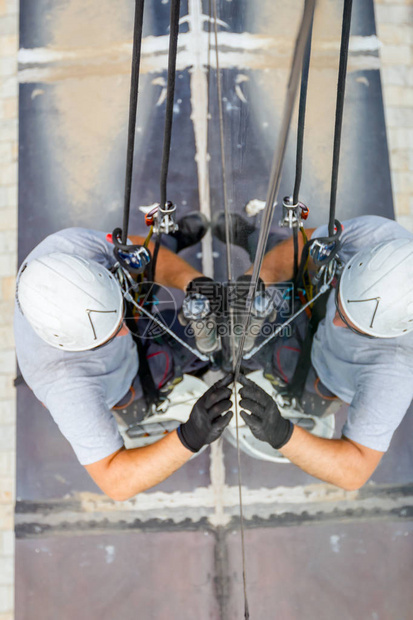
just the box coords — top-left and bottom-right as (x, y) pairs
(375, 0), (413, 230)
(0, 0), (17, 615)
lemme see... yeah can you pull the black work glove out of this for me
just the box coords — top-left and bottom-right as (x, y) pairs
(236, 275), (265, 293)
(238, 374), (293, 450)
(178, 373), (234, 452)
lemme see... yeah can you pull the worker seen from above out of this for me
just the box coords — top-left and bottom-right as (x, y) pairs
(223, 213), (413, 491)
(15, 210), (413, 498)
(14, 216), (234, 501)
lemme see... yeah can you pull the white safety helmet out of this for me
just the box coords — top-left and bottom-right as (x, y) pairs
(339, 238), (413, 338)
(16, 252), (124, 351)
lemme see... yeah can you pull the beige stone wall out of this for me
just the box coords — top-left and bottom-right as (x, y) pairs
(375, 0), (413, 230)
(0, 1), (411, 619)
(0, 0), (17, 616)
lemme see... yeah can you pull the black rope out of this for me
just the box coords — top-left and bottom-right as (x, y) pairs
(328, 0), (353, 237)
(150, 0), (181, 283)
(292, 15), (313, 207)
(295, 2), (352, 285)
(292, 14), (314, 282)
(121, 0), (145, 246)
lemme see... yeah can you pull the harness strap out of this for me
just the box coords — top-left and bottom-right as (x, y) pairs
(124, 302), (159, 409)
(285, 289), (330, 401)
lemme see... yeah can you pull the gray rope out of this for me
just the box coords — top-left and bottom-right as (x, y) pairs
(234, 0), (317, 377)
(212, 1), (249, 617)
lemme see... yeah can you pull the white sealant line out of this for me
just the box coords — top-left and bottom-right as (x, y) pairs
(76, 482), (358, 515)
(184, 0), (227, 527)
(17, 34), (382, 82)
(209, 441), (231, 527)
(187, 0), (214, 278)
(17, 35), (382, 68)
(216, 483), (359, 507)
(80, 487), (216, 512)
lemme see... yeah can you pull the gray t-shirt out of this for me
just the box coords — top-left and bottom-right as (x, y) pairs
(14, 228), (138, 465)
(311, 215), (413, 451)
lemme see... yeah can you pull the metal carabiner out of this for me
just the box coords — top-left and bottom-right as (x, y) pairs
(280, 196), (309, 229)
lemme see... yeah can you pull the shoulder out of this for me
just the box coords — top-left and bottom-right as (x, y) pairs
(313, 216), (413, 265)
(43, 377), (124, 467)
(312, 215), (411, 242)
(341, 215), (412, 244)
(21, 227), (115, 270)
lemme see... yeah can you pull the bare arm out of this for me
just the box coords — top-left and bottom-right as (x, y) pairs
(85, 430), (193, 501)
(129, 235), (202, 291)
(239, 375), (384, 491)
(85, 375), (233, 500)
(246, 228), (315, 285)
(279, 425), (384, 491)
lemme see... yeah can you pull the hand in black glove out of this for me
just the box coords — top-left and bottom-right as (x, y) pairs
(236, 274), (265, 293)
(238, 374), (293, 450)
(178, 373), (234, 452)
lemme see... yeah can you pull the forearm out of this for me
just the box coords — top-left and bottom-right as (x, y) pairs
(246, 228), (315, 285)
(129, 235), (202, 290)
(279, 426), (376, 491)
(95, 430), (193, 501)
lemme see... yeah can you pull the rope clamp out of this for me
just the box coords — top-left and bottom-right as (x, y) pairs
(280, 196), (309, 228)
(115, 245), (151, 275)
(108, 229), (151, 275)
(309, 222), (343, 269)
(310, 239), (334, 263)
(154, 201), (179, 235)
